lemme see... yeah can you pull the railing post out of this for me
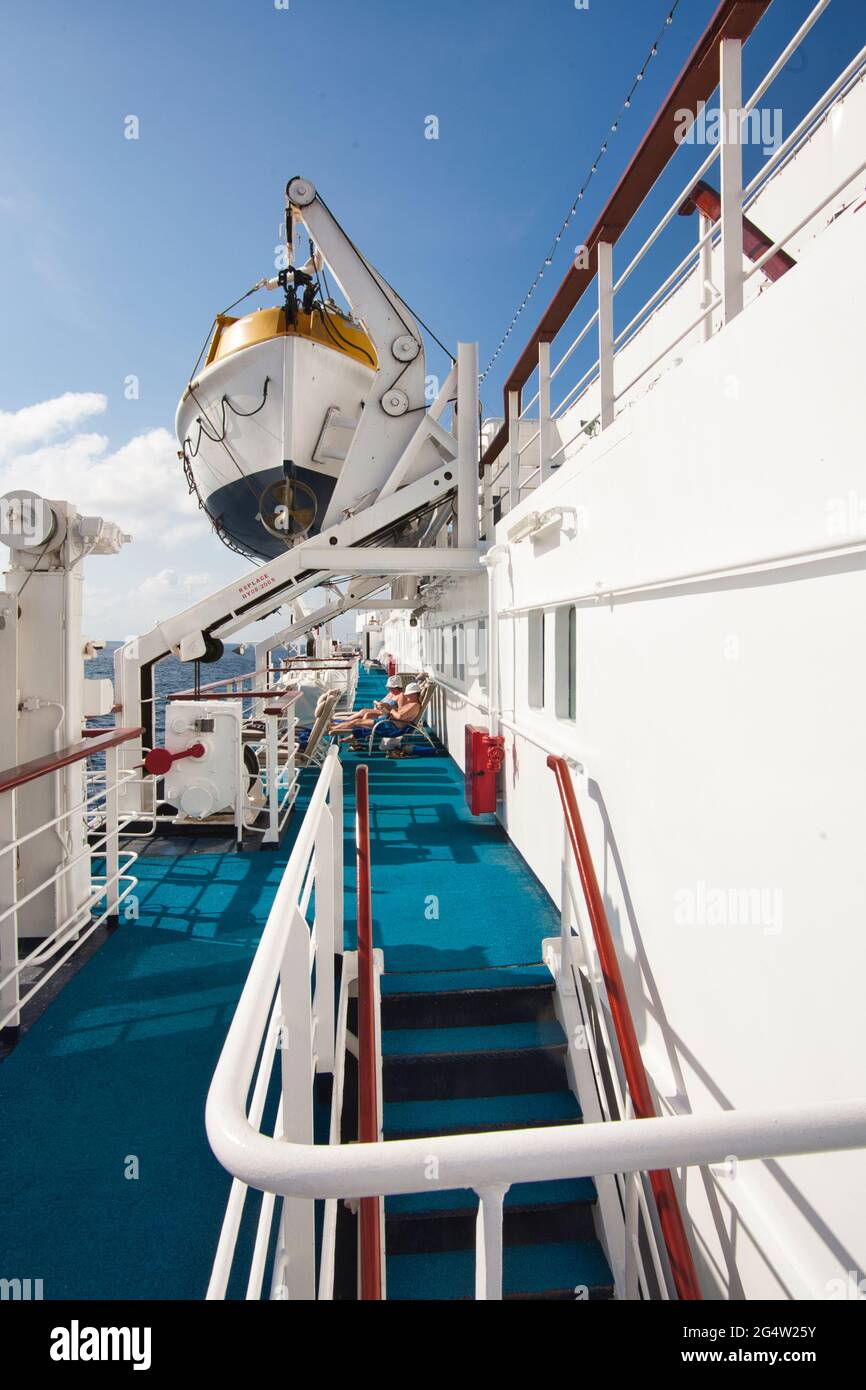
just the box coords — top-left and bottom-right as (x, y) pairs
(314, 804), (335, 1073)
(507, 389), (520, 512)
(699, 212), (715, 342)
(276, 908), (316, 1300)
(0, 789), (19, 1029)
(624, 1097), (641, 1300)
(474, 1186), (507, 1300)
(330, 766), (344, 956)
(720, 37), (744, 323)
(597, 241), (615, 430)
(482, 458), (493, 541)
(105, 744), (120, 924)
(538, 340), (552, 482)
(456, 341), (480, 547)
(355, 763), (383, 1300)
(265, 711), (278, 845)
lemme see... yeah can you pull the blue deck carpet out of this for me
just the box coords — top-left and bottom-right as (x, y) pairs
(0, 668), (559, 1299)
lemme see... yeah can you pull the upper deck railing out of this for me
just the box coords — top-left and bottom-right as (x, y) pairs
(479, 0), (866, 534)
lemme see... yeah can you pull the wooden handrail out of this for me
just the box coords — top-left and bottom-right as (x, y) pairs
(169, 689), (301, 702)
(546, 754), (703, 1301)
(480, 0), (772, 475)
(171, 665), (270, 698)
(0, 727), (145, 796)
(272, 660), (355, 670)
(354, 762), (383, 1301)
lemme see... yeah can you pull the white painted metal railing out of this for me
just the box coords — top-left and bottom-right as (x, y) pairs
(206, 743), (343, 1299)
(483, 0), (866, 534)
(206, 748), (866, 1300)
(0, 731), (148, 1031)
(549, 822), (676, 1299)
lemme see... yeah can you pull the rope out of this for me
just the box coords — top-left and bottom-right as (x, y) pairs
(479, 1), (682, 382)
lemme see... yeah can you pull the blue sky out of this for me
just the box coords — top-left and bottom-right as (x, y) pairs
(0, 0), (861, 637)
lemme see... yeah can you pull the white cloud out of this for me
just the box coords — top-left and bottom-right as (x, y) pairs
(84, 568), (218, 637)
(0, 391), (260, 639)
(0, 392), (107, 458)
(137, 568), (214, 600)
(0, 393), (199, 545)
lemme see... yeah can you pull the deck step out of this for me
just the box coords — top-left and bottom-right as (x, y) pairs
(379, 977), (611, 1301)
(386, 1241), (614, 1301)
(382, 1018), (565, 1057)
(383, 1039), (568, 1101)
(381, 965), (554, 996)
(386, 1200), (598, 1255)
(382, 980), (556, 1030)
(383, 1087), (581, 1138)
(386, 1178), (599, 1255)
(385, 1177), (597, 1216)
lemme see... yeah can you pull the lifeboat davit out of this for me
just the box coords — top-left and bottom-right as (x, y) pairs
(176, 300), (378, 561)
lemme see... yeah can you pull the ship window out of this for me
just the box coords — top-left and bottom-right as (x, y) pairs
(555, 606), (577, 721)
(528, 610), (545, 709)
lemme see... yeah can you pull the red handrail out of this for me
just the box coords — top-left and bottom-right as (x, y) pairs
(171, 665), (270, 698)
(169, 689), (298, 701)
(272, 660), (355, 670)
(0, 727), (145, 796)
(546, 754), (702, 1301)
(354, 762), (383, 1300)
(480, 0), (772, 476)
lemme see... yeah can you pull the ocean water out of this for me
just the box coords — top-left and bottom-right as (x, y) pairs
(86, 641), (258, 744)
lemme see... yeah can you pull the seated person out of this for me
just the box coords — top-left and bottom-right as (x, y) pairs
(330, 676), (402, 735)
(331, 682), (422, 741)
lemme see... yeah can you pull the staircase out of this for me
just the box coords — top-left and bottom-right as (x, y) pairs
(379, 965), (614, 1300)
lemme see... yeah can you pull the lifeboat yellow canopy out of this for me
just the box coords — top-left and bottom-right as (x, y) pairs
(205, 304), (378, 372)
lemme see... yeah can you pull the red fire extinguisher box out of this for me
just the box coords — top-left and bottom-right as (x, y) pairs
(464, 725), (505, 815)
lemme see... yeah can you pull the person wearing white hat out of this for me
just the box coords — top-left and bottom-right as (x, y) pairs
(331, 674), (405, 738)
(331, 678), (422, 745)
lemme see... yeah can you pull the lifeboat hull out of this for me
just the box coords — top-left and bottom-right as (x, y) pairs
(176, 308), (376, 560)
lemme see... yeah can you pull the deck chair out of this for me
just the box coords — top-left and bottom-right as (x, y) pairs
(366, 680), (438, 755)
(296, 688), (342, 768)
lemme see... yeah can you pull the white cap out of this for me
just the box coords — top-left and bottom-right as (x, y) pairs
(386, 675), (401, 688)
(404, 682), (421, 694)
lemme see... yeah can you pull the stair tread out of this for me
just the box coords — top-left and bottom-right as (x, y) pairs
(382, 1018), (566, 1058)
(387, 1240), (613, 1300)
(385, 1178), (597, 1217)
(384, 1089), (581, 1135)
(381, 965), (553, 996)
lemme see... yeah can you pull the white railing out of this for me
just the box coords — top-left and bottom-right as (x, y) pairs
(0, 730), (149, 1031)
(245, 695), (299, 846)
(483, 0), (866, 535)
(206, 743), (343, 1299)
(546, 791), (679, 1299)
(273, 657), (360, 715)
(206, 748), (866, 1300)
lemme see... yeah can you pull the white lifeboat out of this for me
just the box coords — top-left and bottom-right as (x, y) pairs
(176, 300), (378, 561)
